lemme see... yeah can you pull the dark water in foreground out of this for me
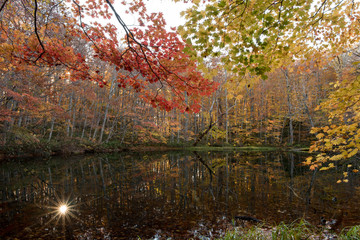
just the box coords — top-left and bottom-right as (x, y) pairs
(1, 151), (360, 239)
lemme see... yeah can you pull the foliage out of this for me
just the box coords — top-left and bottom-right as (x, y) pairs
(179, 0), (360, 78)
(306, 52), (360, 180)
(339, 225), (360, 240)
(0, 0), (217, 113)
(272, 219), (313, 239)
(1, 0), (360, 162)
(218, 221), (360, 240)
(220, 226), (268, 240)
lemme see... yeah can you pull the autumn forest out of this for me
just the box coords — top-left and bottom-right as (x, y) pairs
(1, 0), (360, 172)
(2, 0), (360, 239)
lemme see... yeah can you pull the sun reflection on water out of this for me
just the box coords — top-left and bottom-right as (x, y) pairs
(59, 204), (68, 215)
(43, 194), (79, 228)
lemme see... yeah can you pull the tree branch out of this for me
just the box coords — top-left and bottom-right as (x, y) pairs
(104, 0), (198, 104)
(34, 0), (45, 62)
(72, 0), (101, 52)
(0, 0), (9, 13)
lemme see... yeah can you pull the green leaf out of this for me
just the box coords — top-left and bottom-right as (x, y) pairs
(224, 35), (231, 43)
(218, 0), (226, 8)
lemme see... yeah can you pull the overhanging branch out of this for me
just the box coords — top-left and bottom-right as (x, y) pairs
(34, 0), (45, 62)
(0, 0), (9, 13)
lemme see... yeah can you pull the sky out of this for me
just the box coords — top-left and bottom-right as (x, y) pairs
(72, 0), (192, 39)
(75, 0), (191, 33)
(121, 0), (190, 29)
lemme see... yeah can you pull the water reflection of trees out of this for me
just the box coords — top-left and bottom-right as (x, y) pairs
(1, 152), (360, 239)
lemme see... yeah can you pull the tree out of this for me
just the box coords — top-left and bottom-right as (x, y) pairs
(305, 47), (360, 181)
(178, 0), (360, 174)
(0, 0), (217, 113)
(179, 0), (360, 78)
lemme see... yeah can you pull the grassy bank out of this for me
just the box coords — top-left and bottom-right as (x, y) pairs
(219, 220), (360, 240)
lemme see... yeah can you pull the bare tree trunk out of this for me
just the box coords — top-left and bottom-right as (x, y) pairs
(197, 87), (218, 145)
(300, 76), (315, 128)
(99, 73), (116, 143)
(283, 69), (294, 145)
(184, 92), (189, 142)
(81, 116), (87, 139)
(170, 110), (175, 143)
(48, 92), (63, 142)
(92, 114), (101, 141)
(193, 103), (236, 146)
(70, 96), (77, 137)
(177, 111), (181, 144)
(66, 92), (73, 137)
(105, 111), (121, 142)
(225, 88), (229, 144)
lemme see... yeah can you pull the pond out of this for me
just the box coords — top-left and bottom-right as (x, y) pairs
(1, 151), (360, 239)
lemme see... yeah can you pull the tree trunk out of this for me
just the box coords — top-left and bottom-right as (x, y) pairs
(283, 69), (294, 145)
(48, 92), (63, 142)
(66, 92), (73, 137)
(99, 73), (116, 143)
(193, 103), (236, 146)
(70, 96), (77, 137)
(225, 88), (229, 144)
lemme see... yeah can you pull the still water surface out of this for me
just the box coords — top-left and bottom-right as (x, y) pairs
(1, 151), (360, 239)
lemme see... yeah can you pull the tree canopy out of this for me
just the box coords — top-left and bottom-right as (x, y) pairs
(179, 0), (360, 78)
(1, 0), (360, 177)
(0, 0), (217, 113)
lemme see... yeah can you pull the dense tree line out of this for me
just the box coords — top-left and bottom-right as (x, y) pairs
(1, 0), (360, 173)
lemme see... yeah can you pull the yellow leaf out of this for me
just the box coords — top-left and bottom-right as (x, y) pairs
(304, 156), (313, 165)
(310, 127), (319, 134)
(330, 154), (344, 161)
(353, 169), (359, 173)
(348, 148), (358, 158)
(316, 155), (326, 162)
(337, 180), (342, 183)
(343, 179), (349, 183)
(316, 133), (324, 139)
(325, 142), (333, 149)
(347, 164), (352, 168)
